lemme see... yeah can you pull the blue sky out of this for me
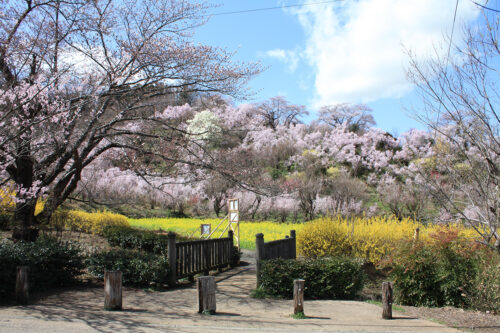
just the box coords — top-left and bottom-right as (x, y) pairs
(194, 0), (485, 134)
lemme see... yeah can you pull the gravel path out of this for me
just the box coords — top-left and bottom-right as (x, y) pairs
(0, 249), (465, 333)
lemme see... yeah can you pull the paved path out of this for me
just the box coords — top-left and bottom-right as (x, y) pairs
(0, 251), (462, 332)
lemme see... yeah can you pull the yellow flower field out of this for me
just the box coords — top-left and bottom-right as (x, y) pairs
(128, 217), (302, 249)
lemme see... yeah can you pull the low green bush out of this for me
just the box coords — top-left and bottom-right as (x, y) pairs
(103, 225), (169, 254)
(259, 257), (365, 299)
(391, 239), (480, 308)
(0, 213), (11, 230)
(86, 249), (170, 286)
(0, 236), (85, 299)
(466, 251), (500, 313)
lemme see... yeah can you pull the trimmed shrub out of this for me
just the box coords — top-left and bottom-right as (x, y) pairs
(391, 229), (481, 308)
(50, 210), (129, 235)
(86, 249), (169, 286)
(259, 257), (365, 299)
(102, 225), (169, 254)
(467, 251), (500, 313)
(0, 236), (85, 299)
(0, 213), (11, 230)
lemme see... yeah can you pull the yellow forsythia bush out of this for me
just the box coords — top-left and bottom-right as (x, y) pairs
(297, 216), (477, 264)
(0, 187), (15, 213)
(1, 187), (44, 215)
(52, 210), (129, 235)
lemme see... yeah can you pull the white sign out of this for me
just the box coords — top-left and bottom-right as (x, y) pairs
(230, 212), (239, 222)
(229, 199), (239, 211)
(201, 224), (211, 235)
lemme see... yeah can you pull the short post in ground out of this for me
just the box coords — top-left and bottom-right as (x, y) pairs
(255, 233), (264, 288)
(16, 266), (29, 305)
(382, 281), (393, 319)
(294, 279), (305, 315)
(197, 276), (216, 314)
(167, 232), (177, 286)
(104, 271), (122, 310)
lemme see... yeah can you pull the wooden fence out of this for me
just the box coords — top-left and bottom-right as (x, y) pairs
(167, 230), (234, 285)
(255, 230), (296, 287)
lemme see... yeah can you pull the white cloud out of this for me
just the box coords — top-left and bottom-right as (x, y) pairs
(263, 48), (300, 71)
(286, 0), (480, 107)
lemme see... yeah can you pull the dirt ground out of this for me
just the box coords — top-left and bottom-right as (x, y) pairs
(1, 233), (498, 332)
(0, 260), (462, 333)
(398, 305), (500, 333)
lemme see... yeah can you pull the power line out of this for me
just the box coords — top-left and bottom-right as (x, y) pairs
(211, 0), (344, 16)
(434, 0), (460, 135)
(471, 1), (500, 13)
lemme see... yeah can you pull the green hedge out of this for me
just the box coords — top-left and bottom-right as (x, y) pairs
(86, 249), (170, 286)
(391, 241), (497, 309)
(102, 225), (184, 254)
(0, 213), (11, 230)
(259, 257), (365, 299)
(0, 236), (85, 299)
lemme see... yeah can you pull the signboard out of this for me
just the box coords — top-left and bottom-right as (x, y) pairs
(201, 224), (211, 236)
(228, 199), (239, 211)
(230, 212), (239, 222)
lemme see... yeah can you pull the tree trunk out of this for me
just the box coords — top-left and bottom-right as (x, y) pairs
(12, 198), (38, 242)
(213, 196), (222, 217)
(9, 149), (39, 242)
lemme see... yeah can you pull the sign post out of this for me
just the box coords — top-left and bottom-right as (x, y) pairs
(228, 198), (240, 251)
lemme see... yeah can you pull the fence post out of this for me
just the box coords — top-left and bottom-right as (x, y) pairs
(255, 233), (264, 288)
(197, 276), (216, 314)
(294, 279), (305, 315)
(382, 282), (393, 319)
(16, 266), (29, 306)
(290, 230), (296, 259)
(104, 271), (122, 310)
(168, 232), (177, 286)
(228, 230), (234, 267)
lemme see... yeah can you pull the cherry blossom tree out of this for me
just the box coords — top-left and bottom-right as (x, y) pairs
(254, 96), (308, 130)
(318, 103), (375, 133)
(0, 0), (260, 240)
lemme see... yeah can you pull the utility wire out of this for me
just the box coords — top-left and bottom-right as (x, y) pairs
(471, 1), (500, 13)
(434, 0), (460, 134)
(211, 0), (344, 16)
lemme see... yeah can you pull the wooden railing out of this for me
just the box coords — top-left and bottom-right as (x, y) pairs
(167, 230), (234, 284)
(255, 230), (296, 287)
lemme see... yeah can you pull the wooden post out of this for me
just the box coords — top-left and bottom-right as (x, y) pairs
(382, 282), (393, 319)
(204, 242), (210, 275)
(255, 233), (264, 288)
(16, 266), (29, 306)
(168, 232), (177, 286)
(228, 230), (234, 267)
(197, 276), (216, 314)
(104, 271), (122, 311)
(290, 230), (296, 259)
(293, 279), (305, 315)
